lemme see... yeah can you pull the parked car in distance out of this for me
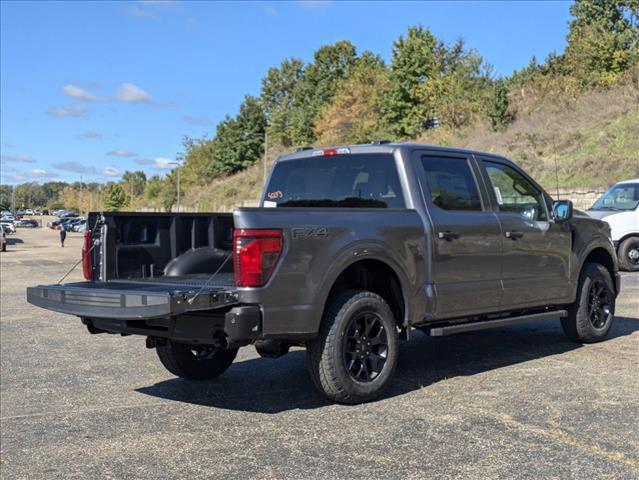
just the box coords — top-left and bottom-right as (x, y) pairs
(587, 179), (639, 271)
(34, 210), (43, 216)
(71, 219), (86, 232)
(1, 214), (15, 223)
(16, 218), (39, 228)
(25, 209), (34, 215)
(27, 143), (621, 404)
(1, 221), (16, 234)
(47, 217), (77, 229)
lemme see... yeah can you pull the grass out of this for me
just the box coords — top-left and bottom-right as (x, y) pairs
(179, 79), (639, 211)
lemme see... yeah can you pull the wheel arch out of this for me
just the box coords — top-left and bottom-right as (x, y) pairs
(322, 258), (407, 330)
(580, 247), (617, 293)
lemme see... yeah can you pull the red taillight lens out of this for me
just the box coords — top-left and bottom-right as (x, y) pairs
(233, 229), (283, 287)
(82, 231), (92, 280)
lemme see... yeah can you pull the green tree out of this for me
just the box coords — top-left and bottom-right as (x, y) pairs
(290, 40), (358, 144)
(315, 53), (392, 145)
(102, 183), (128, 211)
(565, 0), (639, 85)
(260, 58), (305, 146)
(144, 175), (163, 200)
(121, 170), (147, 199)
(382, 26), (445, 137)
(488, 80), (511, 131)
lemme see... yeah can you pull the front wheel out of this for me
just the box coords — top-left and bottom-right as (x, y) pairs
(307, 290), (399, 404)
(156, 340), (238, 380)
(561, 262), (615, 343)
(618, 237), (639, 272)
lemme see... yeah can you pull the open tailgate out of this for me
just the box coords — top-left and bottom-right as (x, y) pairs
(26, 274), (238, 320)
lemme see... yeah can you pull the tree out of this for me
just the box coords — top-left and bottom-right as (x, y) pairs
(144, 175), (163, 200)
(290, 41), (358, 144)
(315, 53), (392, 145)
(564, 0), (639, 85)
(417, 39), (491, 129)
(260, 58), (305, 146)
(102, 183), (128, 211)
(488, 79), (511, 131)
(382, 26), (446, 137)
(121, 170), (147, 199)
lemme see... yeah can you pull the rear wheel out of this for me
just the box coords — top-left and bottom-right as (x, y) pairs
(307, 290), (399, 404)
(618, 237), (639, 272)
(561, 262), (615, 343)
(156, 340), (238, 380)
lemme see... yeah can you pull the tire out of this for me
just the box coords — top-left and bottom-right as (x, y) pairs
(307, 290), (399, 404)
(618, 237), (639, 272)
(156, 340), (238, 380)
(561, 262), (615, 344)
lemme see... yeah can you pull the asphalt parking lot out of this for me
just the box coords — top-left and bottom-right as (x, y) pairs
(1, 225), (638, 479)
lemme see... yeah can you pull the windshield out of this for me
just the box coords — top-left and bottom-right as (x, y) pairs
(590, 183), (639, 211)
(263, 154), (405, 208)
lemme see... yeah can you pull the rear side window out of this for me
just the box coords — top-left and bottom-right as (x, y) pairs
(264, 154), (405, 208)
(421, 157), (482, 211)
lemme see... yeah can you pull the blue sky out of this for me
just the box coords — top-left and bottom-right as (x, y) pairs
(0, 0), (572, 185)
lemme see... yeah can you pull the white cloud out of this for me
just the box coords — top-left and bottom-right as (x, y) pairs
(126, 5), (159, 19)
(297, 0), (332, 10)
(136, 157), (180, 170)
(62, 84), (100, 102)
(183, 115), (214, 126)
(1, 153), (36, 163)
(47, 104), (90, 118)
(102, 166), (120, 177)
(29, 168), (59, 179)
(115, 83), (153, 104)
(108, 149), (137, 157)
(151, 157), (177, 169)
(77, 131), (103, 140)
(53, 161), (97, 174)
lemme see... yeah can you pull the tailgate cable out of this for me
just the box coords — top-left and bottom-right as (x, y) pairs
(187, 253), (232, 305)
(56, 217), (102, 284)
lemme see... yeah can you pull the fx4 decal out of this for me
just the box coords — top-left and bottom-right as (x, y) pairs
(291, 227), (328, 239)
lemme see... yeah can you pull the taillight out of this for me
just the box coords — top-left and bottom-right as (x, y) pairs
(82, 231), (92, 280)
(233, 229), (283, 287)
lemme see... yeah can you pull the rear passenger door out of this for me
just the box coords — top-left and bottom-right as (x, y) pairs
(478, 158), (571, 308)
(415, 152), (503, 318)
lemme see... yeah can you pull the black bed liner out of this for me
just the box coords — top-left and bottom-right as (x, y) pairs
(26, 273), (237, 320)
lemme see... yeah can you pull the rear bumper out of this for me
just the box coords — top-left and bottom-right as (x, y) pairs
(86, 305), (262, 345)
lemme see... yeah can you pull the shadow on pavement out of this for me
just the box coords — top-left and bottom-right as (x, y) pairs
(136, 316), (639, 413)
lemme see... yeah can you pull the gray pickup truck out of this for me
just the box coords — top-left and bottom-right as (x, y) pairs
(27, 143), (620, 403)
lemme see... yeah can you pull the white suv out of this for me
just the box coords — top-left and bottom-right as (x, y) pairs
(588, 179), (639, 271)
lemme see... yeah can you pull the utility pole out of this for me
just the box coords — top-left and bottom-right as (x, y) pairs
(263, 130), (268, 185)
(79, 176), (83, 214)
(169, 162), (181, 212)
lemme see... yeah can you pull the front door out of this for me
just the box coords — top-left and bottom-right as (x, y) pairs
(478, 158), (571, 308)
(416, 153), (503, 318)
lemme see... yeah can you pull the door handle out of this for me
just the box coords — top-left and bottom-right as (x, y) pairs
(505, 230), (524, 240)
(438, 231), (460, 241)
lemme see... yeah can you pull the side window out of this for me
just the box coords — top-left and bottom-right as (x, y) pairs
(483, 161), (547, 221)
(421, 156), (482, 211)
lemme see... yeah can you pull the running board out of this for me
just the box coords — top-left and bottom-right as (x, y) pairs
(428, 310), (567, 337)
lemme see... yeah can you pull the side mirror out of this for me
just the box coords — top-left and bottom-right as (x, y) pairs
(553, 200), (573, 222)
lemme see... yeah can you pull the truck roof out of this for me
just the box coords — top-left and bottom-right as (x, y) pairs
(277, 142), (510, 163)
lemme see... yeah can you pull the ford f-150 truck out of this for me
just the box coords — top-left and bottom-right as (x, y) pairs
(27, 143), (621, 403)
